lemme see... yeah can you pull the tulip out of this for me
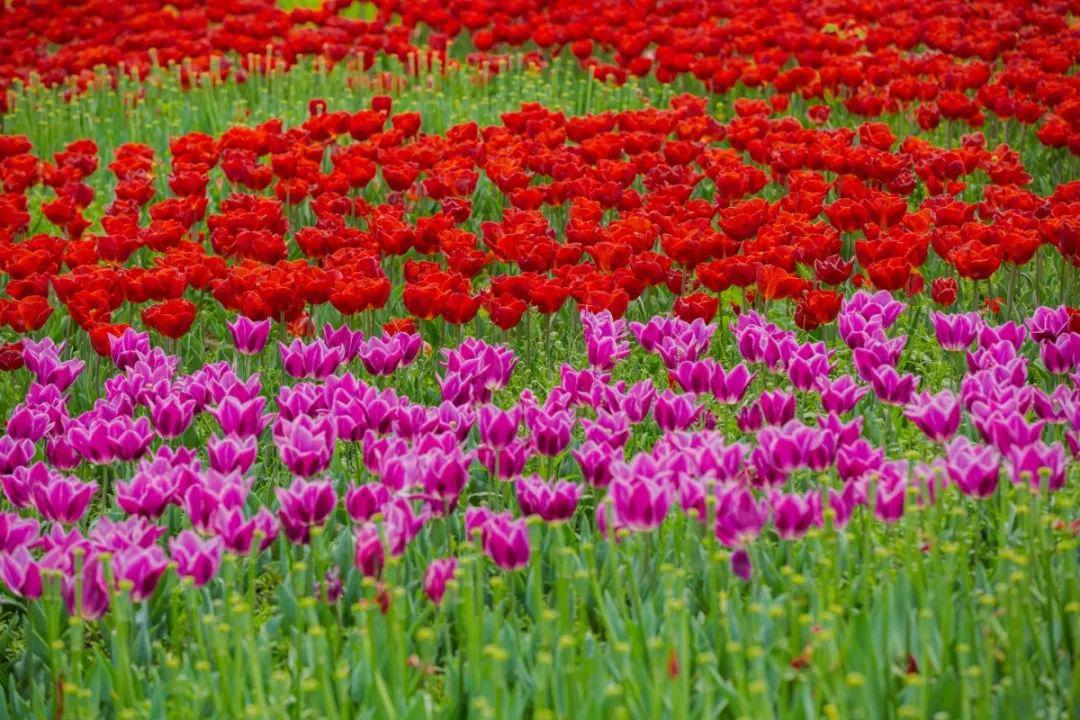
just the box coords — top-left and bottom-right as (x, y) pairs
(279, 338), (345, 379)
(867, 366), (917, 405)
(478, 440), (530, 479)
(345, 483), (392, 522)
(109, 328), (151, 370)
(1007, 441), (1066, 492)
(515, 475), (583, 522)
(0, 546), (42, 599)
(423, 557), (458, 605)
(816, 375), (868, 415)
(354, 524), (385, 578)
(478, 404), (522, 448)
(276, 478), (337, 544)
(771, 491), (818, 540)
(945, 437), (1000, 498)
(32, 474), (97, 524)
(1025, 306), (1069, 344)
(715, 485), (767, 548)
(170, 530), (223, 587)
(206, 434), (258, 474)
(482, 513), (530, 570)
(111, 545), (169, 601)
(610, 475), (672, 532)
(274, 415), (336, 477)
(0, 512), (38, 553)
(225, 316), (270, 355)
(116, 470), (177, 518)
(930, 312), (982, 351)
(905, 390), (961, 442)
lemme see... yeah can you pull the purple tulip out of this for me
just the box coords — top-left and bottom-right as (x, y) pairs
(354, 523), (385, 578)
(1040, 333), (1080, 374)
(345, 483), (392, 522)
(771, 491), (818, 540)
(0, 547), (42, 598)
(757, 389), (796, 426)
(478, 404), (522, 448)
(227, 316), (272, 355)
(276, 478), (337, 544)
(112, 545), (169, 601)
(62, 555), (109, 620)
(322, 323), (365, 361)
(424, 557), (458, 605)
(279, 338), (345, 379)
(715, 485), (767, 548)
(945, 437), (1000, 499)
(653, 390), (701, 432)
(972, 410), (1045, 455)
(836, 439), (884, 481)
(730, 548), (752, 581)
(274, 415), (336, 477)
(571, 441), (617, 487)
(873, 470), (906, 524)
(978, 321), (1027, 351)
(610, 475), (672, 532)
(931, 312), (982, 351)
(515, 475), (582, 522)
(32, 474), (97, 524)
(1026, 306), (1069, 344)
(0, 512), (38, 553)
(170, 530), (223, 587)
(482, 512), (530, 570)
(419, 447), (473, 515)
(1007, 441), (1066, 492)
(0, 436), (35, 474)
(527, 408), (574, 457)
(868, 366), (917, 405)
(116, 469), (177, 518)
(581, 310), (630, 371)
(206, 434), (258, 474)
(817, 412), (863, 447)
(905, 390), (961, 442)
(6, 404), (50, 442)
(478, 440), (530, 479)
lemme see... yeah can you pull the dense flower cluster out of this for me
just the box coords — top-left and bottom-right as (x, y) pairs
(2, 1), (1079, 155)
(1, 298), (1074, 616)
(2, 95), (1078, 353)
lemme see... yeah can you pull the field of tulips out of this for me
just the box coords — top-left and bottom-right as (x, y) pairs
(1, 1), (1079, 719)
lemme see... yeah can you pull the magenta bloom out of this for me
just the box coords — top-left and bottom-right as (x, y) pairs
(478, 440), (530, 479)
(945, 437), (1000, 499)
(1040, 333), (1080, 374)
(478, 404), (522, 448)
(610, 475), (672, 532)
(274, 415), (336, 477)
(0, 436), (36, 474)
(868, 366), (917, 405)
(771, 491), (819, 540)
(1025, 306), (1069, 344)
(1008, 441), (1066, 492)
(931, 312), (982, 351)
(0, 512), (38, 553)
(581, 310), (630, 371)
(109, 327), (151, 370)
(874, 472), (907, 524)
(170, 530), (223, 587)
(112, 545), (169, 601)
(116, 470), (177, 518)
(227, 316), (272, 355)
(276, 478), (338, 544)
(206, 434), (258, 475)
(787, 343), (832, 391)
(482, 512), (530, 570)
(345, 483), (392, 522)
(515, 475), (583, 522)
(0, 547), (42, 599)
(210, 396), (273, 438)
(354, 523), (385, 578)
(423, 557), (458, 605)
(572, 441), (617, 487)
(32, 474), (98, 524)
(653, 390), (702, 432)
(279, 338), (345, 379)
(150, 394), (197, 439)
(714, 485), (767, 548)
(419, 447), (473, 515)
(905, 390), (961, 442)
(757, 389), (796, 426)
(527, 408), (574, 457)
